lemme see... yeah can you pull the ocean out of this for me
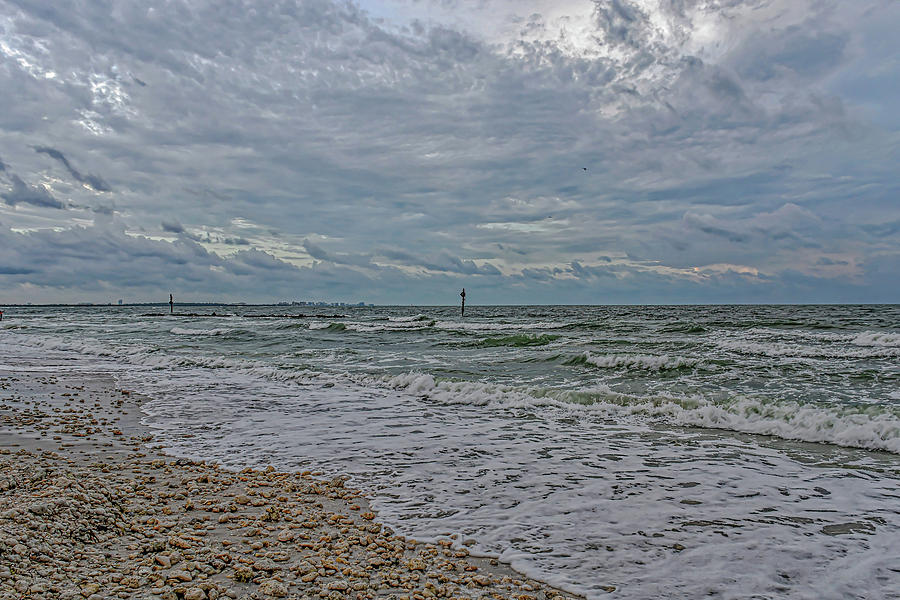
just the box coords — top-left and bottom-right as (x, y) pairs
(3, 304), (898, 599)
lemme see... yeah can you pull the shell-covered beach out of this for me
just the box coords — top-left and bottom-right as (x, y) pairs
(0, 370), (580, 600)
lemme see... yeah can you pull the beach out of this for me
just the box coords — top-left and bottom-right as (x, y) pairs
(2, 0), (896, 596)
(0, 368), (582, 600)
(3, 304), (899, 599)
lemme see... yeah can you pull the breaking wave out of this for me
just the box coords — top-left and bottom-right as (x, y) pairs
(565, 352), (706, 371)
(389, 314), (431, 323)
(434, 321), (566, 332)
(310, 320), (434, 333)
(9, 329), (900, 454)
(714, 338), (900, 359)
(8, 334), (322, 386)
(851, 332), (900, 347)
(469, 334), (560, 348)
(384, 373), (900, 454)
(170, 327), (234, 336)
(660, 322), (708, 334)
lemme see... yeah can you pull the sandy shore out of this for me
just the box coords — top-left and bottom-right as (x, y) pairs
(0, 368), (583, 600)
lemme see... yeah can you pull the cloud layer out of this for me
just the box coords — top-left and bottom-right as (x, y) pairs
(0, 0), (897, 303)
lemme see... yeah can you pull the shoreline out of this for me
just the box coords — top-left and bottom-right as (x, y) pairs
(0, 368), (584, 600)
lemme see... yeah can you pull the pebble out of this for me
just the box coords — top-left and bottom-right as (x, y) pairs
(0, 373), (585, 600)
(184, 587), (207, 600)
(169, 569), (193, 582)
(258, 580), (288, 597)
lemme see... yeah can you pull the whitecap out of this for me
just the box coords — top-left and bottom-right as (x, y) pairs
(170, 327), (232, 336)
(577, 352), (704, 371)
(851, 331), (900, 347)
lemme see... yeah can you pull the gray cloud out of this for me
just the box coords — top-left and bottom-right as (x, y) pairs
(2, 175), (66, 209)
(161, 220), (185, 234)
(682, 212), (750, 243)
(223, 237), (251, 246)
(303, 239), (374, 268)
(1, 220), (897, 304)
(0, 223), (374, 301)
(377, 247), (503, 276)
(568, 260), (617, 280)
(0, 0), (895, 303)
(34, 146), (111, 192)
(731, 26), (849, 82)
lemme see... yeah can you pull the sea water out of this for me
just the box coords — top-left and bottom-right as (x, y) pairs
(2, 304), (898, 599)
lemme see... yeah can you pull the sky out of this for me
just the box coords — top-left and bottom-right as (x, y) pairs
(0, 0), (898, 305)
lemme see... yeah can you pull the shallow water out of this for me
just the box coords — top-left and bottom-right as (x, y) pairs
(3, 304), (899, 598)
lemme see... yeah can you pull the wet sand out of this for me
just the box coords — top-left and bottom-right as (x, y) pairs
(0, 368), (584, 600)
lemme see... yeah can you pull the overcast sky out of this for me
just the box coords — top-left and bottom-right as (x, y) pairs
(1, 0), (897, 304)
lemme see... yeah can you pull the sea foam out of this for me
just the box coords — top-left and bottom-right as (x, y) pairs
(170, 327), (233, 336)
(851, 331), (900, 347)
(568, 352), (705, 371)
(383, 372), (900, 454)
(10, 330), (900, 456)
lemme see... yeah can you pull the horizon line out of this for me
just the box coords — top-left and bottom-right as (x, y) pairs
(2, 302), (897, 308)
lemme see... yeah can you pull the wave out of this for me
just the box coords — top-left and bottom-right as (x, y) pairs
(308, 321), (346, 332)
(659, 323), (707, 334)
(715, 339), (900, 359)
(170, 327), (234, 336)
(351, 322), (434, 332)
(565, 352), (705, 371)
(469, 334), (560, 348)
(9, 334), (322, 387)
(706, 318), (831, 330)
(384, 373), (900, 454)
(274, 321), (310, 330)
(744, 328), (900, 347)
(389, 314), (431, 323)
(852, 332), (900, 348)
(11, 332), (900, 454)
(311, 320), (436, 333)
(434, 320), (566, 332)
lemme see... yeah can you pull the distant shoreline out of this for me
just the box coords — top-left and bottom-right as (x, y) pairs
(3, 302), (898, 307)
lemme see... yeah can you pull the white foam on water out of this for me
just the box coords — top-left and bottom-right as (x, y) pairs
(578, 352), (705, 371)
(434, 320), (566, 332)
(388, 314), (430, 322)
(11, 333), (899, 454)
(8, 334), (329, 388)
(742, 328), (900, 349)
(714, 338), (900, 359)
(345, 321), (433, 333)
(308, 320), (433, 332)
(170, 327), (233, 336)
(383, 373), (900, 454)
(127, 365), (900, 600)
(851, 331), (900, 347)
